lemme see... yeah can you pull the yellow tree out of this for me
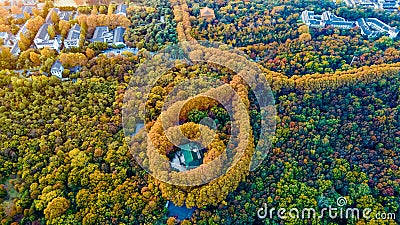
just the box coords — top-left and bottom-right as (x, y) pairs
(85, 48), (95, 59)
(298, 24), (309, 34)
(29, 52), (41, 66)
(18, 33), (31, 51)
(26, 16), (45, 34)
(59, 20), (71, 38)
(50, 10), (60, 24)
(299, 33), (312, 42)
(44, 197), (70, 220)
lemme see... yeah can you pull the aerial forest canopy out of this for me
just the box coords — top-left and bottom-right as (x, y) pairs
(0, 52), (398, 225)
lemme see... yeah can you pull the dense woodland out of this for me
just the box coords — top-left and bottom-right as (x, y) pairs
(0, 55), (399, 225)
(0, 0), (399, 224)
(188, 0), (400, 76)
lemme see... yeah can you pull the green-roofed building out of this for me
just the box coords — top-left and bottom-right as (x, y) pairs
(170, 142), (203, 171)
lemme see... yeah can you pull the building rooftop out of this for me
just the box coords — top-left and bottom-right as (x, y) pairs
(330, 21), (356, 26)
(35, 23), (51, 40)
(382, 2), (397, 7)
(51, 60), (63, 70)
(46, 8), (73, 23)
(113, 26), (125, 44)
(22, 0), (38, 5)
(59, 11), (73, 21)
(10, 42), (20, 55)
(366, 18), (391, 31)
(21, 5), (33, 14)
(180, 143), (202, 166)
(306, 10), (314, 16)
(0, 32), (8, 39)
(170, 142), (204, 172)
(302, 10), (400, 37)
(178, 142), (203, 168)
(308, 19), (321, 26)
(322, 11), (345, 22)
(13, 14), (25, 19)
(348, 0), (399, 11)
(302, 10), (355, 28)
(357, 18), (372, 34)
(357, 17), (398, 38)
(115, 4), (127, 15)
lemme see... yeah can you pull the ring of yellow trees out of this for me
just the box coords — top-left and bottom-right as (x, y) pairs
(146, 75), (256, 208)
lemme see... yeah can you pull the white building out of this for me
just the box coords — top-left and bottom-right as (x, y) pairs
(301, 10), (399, 38)
(301, 10), (323, 28)
(321, 11), (356, 29)
(10, 42), (20, 56)
(45, 8), (73, 23)
(341, 0), (400, 12)
(356, 18), (380, 38)
(22, 0), (38, 5)
(34, 23), (62, 50)
(112, 26), (126, 46)
(366, 18), (399, 38)
(356, 17), (399, 38)
(50, 60), (64, 79)
(301, 10), (356, 29)
(64, 24), (81, 49)
(91, 26), (113, 44)
(0, 32), (9, 43)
